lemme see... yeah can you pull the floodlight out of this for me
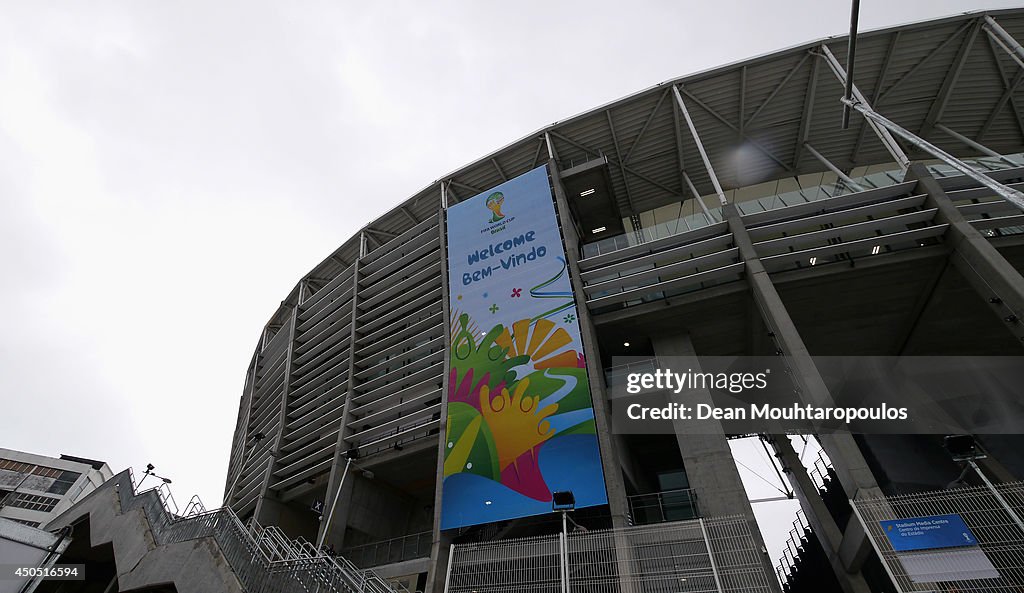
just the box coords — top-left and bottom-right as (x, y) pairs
(944, 435), (979, 460)
(552, 490), (575, 511)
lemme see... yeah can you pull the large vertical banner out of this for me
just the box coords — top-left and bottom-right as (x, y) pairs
(442, 165), (608, 530)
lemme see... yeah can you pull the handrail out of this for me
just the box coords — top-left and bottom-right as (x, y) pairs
(109, 470), (408, 593)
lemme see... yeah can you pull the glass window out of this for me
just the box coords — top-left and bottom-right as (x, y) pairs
(47, 471), (81, 495)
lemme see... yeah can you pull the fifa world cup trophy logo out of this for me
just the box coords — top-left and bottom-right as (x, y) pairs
(485, 191), (506, 223)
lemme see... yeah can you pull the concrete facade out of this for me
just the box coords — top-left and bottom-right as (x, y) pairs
(0, 448), (113, 529)
(222, 10), (1024, 593)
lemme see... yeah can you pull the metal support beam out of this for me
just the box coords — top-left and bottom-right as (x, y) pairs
(745, 53), (811, 128)
(548, 130), (682, 197)
(983, 14), (1024, 70)
(794, 56), (820, 168)
(935, 123), (1017, 164)
(624, 88), (670, 164)
(673, 85), (728, 205)
(491, 157), (508, 181)
(804, 143), (865, 191)
(851, 32), (899, 165)
(681, 170), (713, 219)
(819, 44), (911, 170)
(678, 85), (793, 173)
(399, 206), (419, 225)
(920, 20), (981, 139)
(531, 137), (546, 169)
(877, 21), (974, 105)
(606, 110), (638, 215)
(739, 66), (747, 138)
(448, 179), (484, 194)
(981, 34), (1024, 143)
(844, 98), (1024, 212)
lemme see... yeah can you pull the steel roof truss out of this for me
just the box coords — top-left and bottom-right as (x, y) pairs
(851, 32), (900, 165)
(876, 21), (974, 105)
(820, 44), (910, 170)
(981, 34), (1024, 143)
(624, 88), (670, 164)
(673, 85), (727, 205)
(548, 130), (680, 198)
(744, 53), (811, 129)
(606, 109), (637, 214)
(920, 20), (982, 139)
(678, 85), (793, 174)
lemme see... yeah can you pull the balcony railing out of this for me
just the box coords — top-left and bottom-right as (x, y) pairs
(603, 358), (659, 388)
(627, 488), (699, 525)
(580, 152), (1024, 260)
(342, 531), (433, 568)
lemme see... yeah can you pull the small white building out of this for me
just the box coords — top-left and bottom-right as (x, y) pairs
(0, 448), (113, 529)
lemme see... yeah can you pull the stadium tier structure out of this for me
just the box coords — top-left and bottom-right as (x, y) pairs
(224, 9), (1024, 593)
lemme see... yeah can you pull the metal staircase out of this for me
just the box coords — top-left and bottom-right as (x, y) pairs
(116, 469), (406, 593)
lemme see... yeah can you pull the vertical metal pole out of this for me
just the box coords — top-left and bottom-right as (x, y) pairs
(967, 459), (1024, 535)
(699, 518), (725, 593)
(317, 457), (352, 550)
(841, 0), (861, 129)
(844, 98), (1024, 212)
(673, 86), (728, 205)
(559, 530), (568, 593)
(848, 500), (907, 593)
(443, 544), (455, 593)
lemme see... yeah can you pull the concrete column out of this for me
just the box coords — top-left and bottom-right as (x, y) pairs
(255, 304), (299, 526)
(547, 159), (632, 529)
(907, 163), (1024, 342)
(725, 204), (881, 591)
(767, 435), (872, 593)
(650, 333), (781, 592)
(649, 334), (755, 517)
(317, 257), (363, 548)
(427, 207), (454, 593)
(725, 204), (882, 501)
(547, 159), (641, 593)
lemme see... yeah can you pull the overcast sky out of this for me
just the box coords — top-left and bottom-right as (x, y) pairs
(2, 0), (1017, 572)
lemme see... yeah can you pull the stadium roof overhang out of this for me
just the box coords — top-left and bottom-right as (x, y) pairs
(282, 7), (1024, 327)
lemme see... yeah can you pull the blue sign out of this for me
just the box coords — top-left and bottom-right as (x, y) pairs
(881, 514), (979, 552)
(441, 165), (608, 530)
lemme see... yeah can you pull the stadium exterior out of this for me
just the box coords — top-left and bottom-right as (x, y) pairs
(224, 9), (1024, 593)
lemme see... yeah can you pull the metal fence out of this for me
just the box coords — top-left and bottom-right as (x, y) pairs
(445, 515), (774, 593)
(851, 481), (1024, 592)
(114, 470), (406, 593)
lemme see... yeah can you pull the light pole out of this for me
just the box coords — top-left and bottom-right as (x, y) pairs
(552, 490), (576, 593)
(137, 463), (172, 491)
